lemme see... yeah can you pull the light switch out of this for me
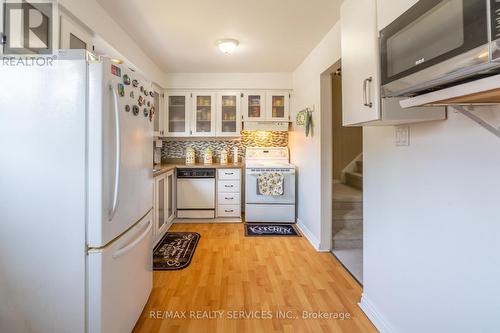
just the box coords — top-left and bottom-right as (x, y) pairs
(155, 139), (163, 148)
(395, 126), (410, 146)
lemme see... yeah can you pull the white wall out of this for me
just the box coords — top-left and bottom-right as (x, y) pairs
(164, 72), (293, 90)
(290, 0), (500, 331)
(289, 23), (341, 250)
(59, 0), (168, 87)
(362, 108), (500, 333)
(360, 0), (500, 332)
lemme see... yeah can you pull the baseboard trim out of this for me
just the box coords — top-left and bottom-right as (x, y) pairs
(296, 218), (329, 252)
(359, 294), (397, 333)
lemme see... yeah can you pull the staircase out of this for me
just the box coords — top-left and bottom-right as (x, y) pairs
(345, 159), (363, 190)
(332, 157), (363, 250)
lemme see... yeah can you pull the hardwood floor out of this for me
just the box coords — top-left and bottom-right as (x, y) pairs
(133, 223), (377, 333)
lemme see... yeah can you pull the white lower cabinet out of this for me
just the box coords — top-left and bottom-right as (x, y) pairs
(217, 180), (240, 194)
(217, 193), (240, 205)
(217, 169), (241, 218)
(217, 205), (241, 217)
(153, 170), (175, 245)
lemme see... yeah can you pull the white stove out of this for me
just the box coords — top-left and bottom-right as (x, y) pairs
(244, 147), (296, 223)
(246, 162), (294, 168)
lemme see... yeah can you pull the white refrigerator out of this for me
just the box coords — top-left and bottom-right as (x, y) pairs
(0, 50), (154, 333)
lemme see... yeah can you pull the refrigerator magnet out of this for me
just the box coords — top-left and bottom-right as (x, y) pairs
(117, 84), (125, 97)
(111, 64), (121, 77)
(149, 107), (155, 122)
(123, 74), (131, 85)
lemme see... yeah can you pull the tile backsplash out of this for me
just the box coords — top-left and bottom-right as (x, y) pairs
(161, 131), (288, 162)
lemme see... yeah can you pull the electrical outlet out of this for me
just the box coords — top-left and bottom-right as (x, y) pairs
(395, 126), (410, 146)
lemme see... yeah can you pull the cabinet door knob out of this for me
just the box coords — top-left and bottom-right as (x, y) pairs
(225, 197), (234, 200)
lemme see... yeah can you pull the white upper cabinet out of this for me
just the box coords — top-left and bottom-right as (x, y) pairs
(59, 14), (93, 51)
(341, 0), (446, 126)
(341, 0), (380, 125)
(162, 89), (292, 136)
(266, 91), (290, 121)
(242, 91), (266, 121)
(165, 92), (190, 137)
(216, 91), (241, 137)
(191, 92), (216, 137)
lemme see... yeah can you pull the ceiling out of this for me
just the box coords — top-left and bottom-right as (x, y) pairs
(96, 0), (341, 73)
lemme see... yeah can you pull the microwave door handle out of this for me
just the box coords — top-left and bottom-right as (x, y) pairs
(363, 77), (373, 108)
(109, 84), (121, 221)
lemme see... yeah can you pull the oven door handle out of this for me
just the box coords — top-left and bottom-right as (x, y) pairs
(363, 77), (373, 108)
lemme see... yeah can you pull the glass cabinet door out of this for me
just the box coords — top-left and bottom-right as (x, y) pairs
(192, 93), (215, 136)
(266, 91), (290, 121)
(166, 93), (190, 137)
(217, 92), (241, 136)
(242, 91), (266, 121)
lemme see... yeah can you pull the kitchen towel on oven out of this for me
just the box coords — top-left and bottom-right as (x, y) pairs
(257, 172), (284, 196)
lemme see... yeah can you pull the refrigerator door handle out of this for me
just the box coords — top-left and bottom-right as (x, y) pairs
(112, 219), (152, 259)
(109, 84), (121, 221)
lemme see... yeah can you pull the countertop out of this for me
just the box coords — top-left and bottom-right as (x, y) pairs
(153, 162), (244, 177)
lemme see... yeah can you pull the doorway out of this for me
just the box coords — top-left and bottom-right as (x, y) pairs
(330, 67), (364, 283)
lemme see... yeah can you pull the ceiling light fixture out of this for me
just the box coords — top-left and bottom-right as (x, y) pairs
(217, 39), (239, 54)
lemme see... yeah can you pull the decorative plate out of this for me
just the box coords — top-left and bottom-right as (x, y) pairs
(296, 110), (307, 125)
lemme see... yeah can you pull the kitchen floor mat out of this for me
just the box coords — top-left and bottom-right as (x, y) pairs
(244, 224), (300, 237)
(153, 232), (200, 270)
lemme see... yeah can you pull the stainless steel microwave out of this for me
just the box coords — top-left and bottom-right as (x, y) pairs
(380, 0), (500, 97)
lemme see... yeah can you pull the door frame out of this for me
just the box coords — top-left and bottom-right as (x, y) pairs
(319, 60), (342, 251)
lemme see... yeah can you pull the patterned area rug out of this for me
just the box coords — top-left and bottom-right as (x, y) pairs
(153, 232), (200, 270)
(244, 224), (300, 237)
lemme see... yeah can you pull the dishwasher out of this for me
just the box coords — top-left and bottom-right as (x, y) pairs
(176, 168), (216, 219)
